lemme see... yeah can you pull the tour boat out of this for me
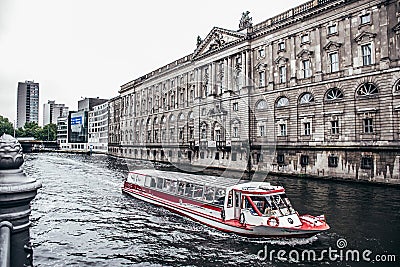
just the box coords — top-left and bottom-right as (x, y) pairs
(122, 169), (329, 238)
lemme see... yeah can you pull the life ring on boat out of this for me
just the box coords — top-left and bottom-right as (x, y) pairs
(239, 213), (246, 225)
(221, 209), (226, 221)
(267, 216), (280, 227)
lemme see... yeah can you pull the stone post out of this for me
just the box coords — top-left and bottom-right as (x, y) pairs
(0, 134), (42, 267)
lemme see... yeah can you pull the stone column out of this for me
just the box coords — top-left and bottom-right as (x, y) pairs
(0, 134), (42, 267)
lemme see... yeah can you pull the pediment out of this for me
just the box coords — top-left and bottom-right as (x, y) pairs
(254, 62), (267, 71)
(274, 56), (288, 65)
(193, 27), (245, 59)
(354, 31), (377, 43)
(297, 49), (314, 59)
(323, 41), (342, 51)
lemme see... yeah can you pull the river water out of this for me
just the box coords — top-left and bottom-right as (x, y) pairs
(24, 153), (399, 267)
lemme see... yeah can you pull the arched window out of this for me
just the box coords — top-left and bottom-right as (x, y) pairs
(178, 113), (185, 121)
(299, 93), (314, 104)
(188, 111), (194, 120)
(394, 79), (400, 92)
(161, 116), (166, 124)
(153, 117), (159, 125)
(326, 88), (343, 101)
(169, 114), (176, 122)
(256, 99), (268, 110)
(276, 96), (289, 107)
(356, 82), (378, 96)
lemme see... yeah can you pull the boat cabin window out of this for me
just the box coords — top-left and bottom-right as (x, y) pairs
(193, 184), (204, 199)
(177, 182), (185, 195)
(156, 177), (164, 189)
(185, 183), (194, 197)
(149, 177), (157, 188)
(163, 179), (177, 193)
(204, 187), (215, 201)
(243, 194), (295, 217)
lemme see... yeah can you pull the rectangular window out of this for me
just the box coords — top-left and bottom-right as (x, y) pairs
(279, 124), (287, 136)
(300, 155), (309, 166)
(179, 129), (184, 141)
(233, 126), (238, 138)
(303, 60), (311, 78)
(327, 25), (337, 35)
(278, 42), (285, 51)
(301, 34), (309, 43)
(215, 130), (221, 141)
(361, 44), (372, 66)
(233, 102), (238, 111)
(259, 71), (265, 87)
(277, 154), (285, 165)
(258, 49), (265, 58)
(363, 118), (373, 133)
(361, 156), (373, 169)
(200, 151), (205, 159)
(329, 52), (339, 72)
(189, 128), (194, 139)
(259, 125), (265, 137)
(169, 129), (175, 141)
(201, 128), (206, 139)
(360, 14), (371, 24)
(279, 66), (286, 83)
(331, 120), (339, 135)
(304, 122), (311, 136)
(328, 156), (338, 167)
(231, 152), (237, 161)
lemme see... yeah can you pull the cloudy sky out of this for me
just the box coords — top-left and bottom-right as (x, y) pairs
(0, 0), (307, 125)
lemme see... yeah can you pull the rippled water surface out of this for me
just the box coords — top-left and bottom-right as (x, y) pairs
(25, 153), (400, 266)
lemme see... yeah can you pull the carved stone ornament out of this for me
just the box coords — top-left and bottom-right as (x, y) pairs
(209, 32), (225, 50)
(0, 134), (24, 170)
(239, 11), (253, 30)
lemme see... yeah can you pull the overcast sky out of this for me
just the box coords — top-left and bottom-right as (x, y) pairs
(0, 0), (308, 125)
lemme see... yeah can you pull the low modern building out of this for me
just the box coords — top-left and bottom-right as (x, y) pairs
(88, 101), (109, 153)
(17, 80), (39, 128)
(66, 97), (108, 152)
(108, 0), (400, 184)
(43, 100), (69, 126)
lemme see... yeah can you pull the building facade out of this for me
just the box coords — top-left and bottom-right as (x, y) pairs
(63, 98), (108, 152)
(56, 116), (68, 149)
(88, 101), (109, 153)
(108, 0), (400, 184)
(17, 80), (39, 128)
(43, 100), (69, 126)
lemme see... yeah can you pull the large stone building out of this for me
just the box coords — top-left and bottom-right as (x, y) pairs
(108, 0), (400, 184)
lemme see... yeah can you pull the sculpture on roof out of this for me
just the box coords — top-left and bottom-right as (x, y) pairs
(239, 11), (253, 30)
(196, 36), (203, 47)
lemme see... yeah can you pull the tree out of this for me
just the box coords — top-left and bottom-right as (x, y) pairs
(0, 115), (14, 136)
(41, 124), (57, 141)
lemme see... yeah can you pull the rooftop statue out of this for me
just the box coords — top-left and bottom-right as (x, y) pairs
(239, 11), (253, 30)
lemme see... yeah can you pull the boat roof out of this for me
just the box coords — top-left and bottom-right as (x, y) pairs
(130, 169), (244, 189)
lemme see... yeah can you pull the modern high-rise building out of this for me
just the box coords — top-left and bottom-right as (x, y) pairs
(17, 80), (39, 128)
(43, 100), (69, 126)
